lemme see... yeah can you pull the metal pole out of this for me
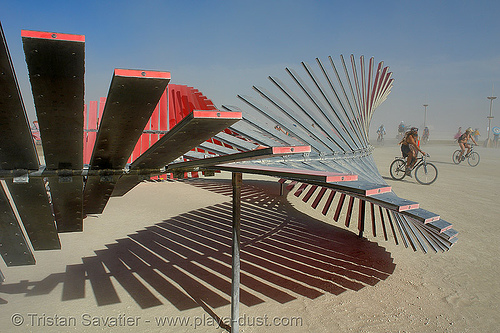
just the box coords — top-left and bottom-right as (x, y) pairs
(423, 104), (428, 128)
(486, 96), (496, 146)
(231, 172), (242, 333)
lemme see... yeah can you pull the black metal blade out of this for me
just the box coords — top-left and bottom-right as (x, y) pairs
(83, 69), (171, 214)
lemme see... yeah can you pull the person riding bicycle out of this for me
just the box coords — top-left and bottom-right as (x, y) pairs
(400, 127), (426, 176)
(377, 124), (386, 141)
(457, 127), (477, 161)
(422, 126), (430, 142)
(398, 121), (405, 139)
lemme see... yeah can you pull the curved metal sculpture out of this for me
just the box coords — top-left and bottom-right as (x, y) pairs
(0, 21), (456, 284)
(0, 22), (458, 333)
(196, 56), (457, 253)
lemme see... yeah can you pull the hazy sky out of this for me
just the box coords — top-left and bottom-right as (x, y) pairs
(2, 0), (499, 139)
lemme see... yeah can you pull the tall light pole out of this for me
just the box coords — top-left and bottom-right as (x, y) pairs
(423, 104), (428, 128)
(486, 96), (496, 147)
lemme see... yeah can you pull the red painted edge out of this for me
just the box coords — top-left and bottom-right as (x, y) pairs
(423, 216), (441, 223)
(192, 110), (242, 119)
(272, 146), (311, 154)
(21, 30), (85, 42)
(440, 224), (453, 233)
(114, 69), (171, 79)
(365, 186), (392, 196)
(325, 174), (358, 182)
(398, 203), (420, 212)
(219, 164), (357, 182)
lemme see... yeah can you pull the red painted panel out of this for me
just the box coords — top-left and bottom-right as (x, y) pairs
(114, 69), (171, 79)
(131, 135), (142, 162)
(192, 110), (242, 119)
(98, 97), (106, 128)
(158, 88), (169, 131)
(180, 85), (192, 118)
(365, 186), (392, 196)
(178, 86), (186, 121)
(150, 103), (160, 146)
(21, 30), (85, 42)
(189, 87), (201, 109)
(83, 104), (88, 164)
(83, 104), (88, 130)
(171, 86), (183, 127)
(271, 146), (311, 154)
(397, 203), (420, 212)
(141, 133), (150, 155)
(84, 101), (98, 164)
(89, 101), (98, 129)
(150, 104), (159, 131)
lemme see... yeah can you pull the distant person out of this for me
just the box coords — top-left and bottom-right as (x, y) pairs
(397, 121), (405, 139)
(377, 124), (386, 142)
(457, 127), (478, 161)
(422, 126), (430, 143)
(400, 127), (426, 176)
(473, 128), (480, 142)
(494, 132), (499, 148)
(454, 127), (462, 141)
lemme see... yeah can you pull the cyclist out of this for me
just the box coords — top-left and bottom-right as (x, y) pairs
(397, 121), (405, 139)
(377, 124), (386, 141)
(454, 127), (462, 141)
(400, 127), (426, 176)
(422, 126), (430, 143)
(457, 127), (478, 161)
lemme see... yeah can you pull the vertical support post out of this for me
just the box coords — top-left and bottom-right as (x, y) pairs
(423, 104), (428, 128)
(485, 96), (496, 147)
(231, 172), (242, 333)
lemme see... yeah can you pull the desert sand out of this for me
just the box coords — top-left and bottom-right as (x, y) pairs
(0, 140), (499, 332)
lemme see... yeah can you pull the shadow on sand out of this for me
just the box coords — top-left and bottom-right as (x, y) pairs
(0, 178), (395, 326)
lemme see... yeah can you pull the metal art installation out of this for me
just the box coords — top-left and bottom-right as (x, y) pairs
(210, 56), (458, 254)
(0, 22), (457, 332)
(0, 22), (457, 269)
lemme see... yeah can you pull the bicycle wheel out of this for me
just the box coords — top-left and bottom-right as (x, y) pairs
(390, 159), (406, 180)
(452, 150), (462, 164)
(415, 162), (438, 185)
(467, 151), (480, 167)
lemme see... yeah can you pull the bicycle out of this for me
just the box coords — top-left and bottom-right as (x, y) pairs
(390, 153), (438, 185)
(452, 144), (480, 167)
(421, 133), (429, 145)
(376, 132), (385, 145)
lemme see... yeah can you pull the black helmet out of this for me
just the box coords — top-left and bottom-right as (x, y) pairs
(411, 127), (418, 132)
